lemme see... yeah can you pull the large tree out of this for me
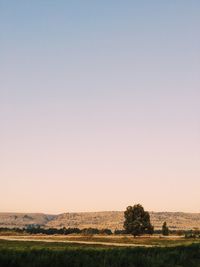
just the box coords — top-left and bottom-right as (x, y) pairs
(124, 204), (154, 236)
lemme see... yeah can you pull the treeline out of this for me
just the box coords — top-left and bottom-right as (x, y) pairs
(26, 227), (113, 235)
(1, 226), (200, 238)
(0, 227), (112, 235)
(0, 241), (199, 267)
(117, 229), (200, 238)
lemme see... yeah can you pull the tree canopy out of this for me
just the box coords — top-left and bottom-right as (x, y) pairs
(162, 221), (169, 236)
(124, 204), (154, 236)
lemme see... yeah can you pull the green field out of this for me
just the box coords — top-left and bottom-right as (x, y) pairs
(0, 239), (200, 267)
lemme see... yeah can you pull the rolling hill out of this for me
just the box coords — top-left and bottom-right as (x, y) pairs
(0, 211), (199, 231)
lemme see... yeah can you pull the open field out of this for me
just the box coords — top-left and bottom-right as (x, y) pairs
(1, 234), (200, 247)
(0, 239), (199, 267)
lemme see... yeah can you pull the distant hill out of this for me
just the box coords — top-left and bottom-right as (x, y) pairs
(0, 211), (199, 231)
(0, 213), (55, 228)
(46, 211), (200, 231)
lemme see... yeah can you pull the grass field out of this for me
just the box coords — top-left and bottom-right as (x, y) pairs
(1, 234), (200, 247)
(0, 237), (200, 267)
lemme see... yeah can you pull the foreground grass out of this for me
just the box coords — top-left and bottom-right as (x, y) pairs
(0, 240), (200, 267)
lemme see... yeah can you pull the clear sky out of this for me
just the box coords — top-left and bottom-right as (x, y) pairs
(1, 1), (200, 214)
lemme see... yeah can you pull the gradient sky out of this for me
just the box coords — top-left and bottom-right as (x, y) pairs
(1, 1), (200, 214)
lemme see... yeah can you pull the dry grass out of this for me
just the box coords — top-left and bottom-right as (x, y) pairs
(1, 234), (200, 247)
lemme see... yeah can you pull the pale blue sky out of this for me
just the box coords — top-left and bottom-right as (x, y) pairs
(0, 1), (200, 213)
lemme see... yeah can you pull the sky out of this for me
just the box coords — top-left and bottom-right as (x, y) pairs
(0, 1), (200, 214)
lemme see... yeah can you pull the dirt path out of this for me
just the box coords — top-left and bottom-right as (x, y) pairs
(0, 236), (154, 247)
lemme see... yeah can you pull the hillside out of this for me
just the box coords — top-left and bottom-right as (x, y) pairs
(0, 211), (199, 231)
(46, 211), (200, 231)
(0, 213), (55, 228)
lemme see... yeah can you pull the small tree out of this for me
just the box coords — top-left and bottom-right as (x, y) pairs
(162, 222), (169, 236)
(124, 204), (154, 237)
(146, 224), (154, 235)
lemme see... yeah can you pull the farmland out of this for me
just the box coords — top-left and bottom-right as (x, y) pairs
(0, 238), (200, 267)
(1, 234), (200, 247)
